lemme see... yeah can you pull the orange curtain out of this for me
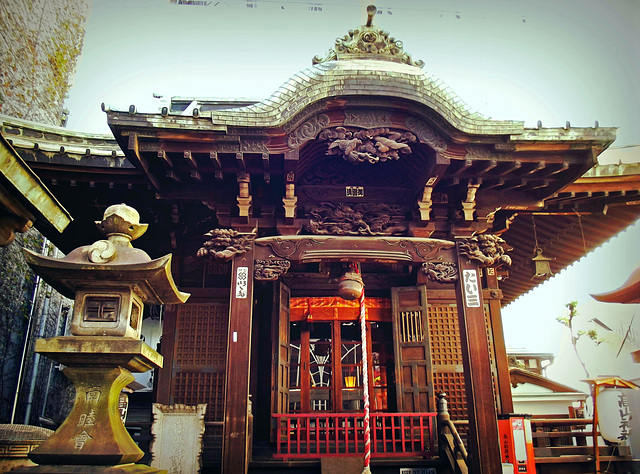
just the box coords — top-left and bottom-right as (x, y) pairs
(290, 296), (391, 322)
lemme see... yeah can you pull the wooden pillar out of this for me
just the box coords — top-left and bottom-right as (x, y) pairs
(454, 242), (502, 474)
(155, 304), (178, 405)
(222, 249), (254, 474)
(484, 268), (514, 414)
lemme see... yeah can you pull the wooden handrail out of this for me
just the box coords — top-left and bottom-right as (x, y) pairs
(437, 393), (468, 474)
(531, 418), (592, 427)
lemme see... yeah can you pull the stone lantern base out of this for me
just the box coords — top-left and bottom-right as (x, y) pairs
(12, 337), (166, 473)
(13, 463), (165, 473)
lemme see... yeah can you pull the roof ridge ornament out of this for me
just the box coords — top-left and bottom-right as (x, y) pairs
(312, 4), (424, 68)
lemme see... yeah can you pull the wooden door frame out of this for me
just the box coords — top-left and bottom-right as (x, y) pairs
(222, 235), (505, 473)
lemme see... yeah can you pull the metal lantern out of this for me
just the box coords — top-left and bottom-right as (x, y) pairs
(531, 247), (554, 279)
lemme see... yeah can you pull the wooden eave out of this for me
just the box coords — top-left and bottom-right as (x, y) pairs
(0, 133), (72, 236)
(509, 367), (582, 393)
(106, 103), (613, 208)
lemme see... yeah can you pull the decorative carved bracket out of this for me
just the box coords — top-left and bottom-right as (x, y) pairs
(418, 185), (434, 221)
(458, 234), (512, 267)
(283, 183), (297, 220)
(197, 228), (256, 262)
(237, 173), (252, 218)
(254, 259), (291, 280)
(462, 181), (481, 221)
(287, 114), (330, 149)
(421, 261), (458, 283)
(404, 117), (446, 152)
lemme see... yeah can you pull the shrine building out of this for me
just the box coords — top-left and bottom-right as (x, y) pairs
(2, 5), (640, 474)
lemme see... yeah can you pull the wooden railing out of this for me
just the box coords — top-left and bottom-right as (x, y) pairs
(531, 416), (592, 462)
(436, 393), (468, 474)
(273, 412), (436, 459)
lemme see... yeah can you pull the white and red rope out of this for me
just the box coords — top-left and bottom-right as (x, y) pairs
(359, 287), (372, 473)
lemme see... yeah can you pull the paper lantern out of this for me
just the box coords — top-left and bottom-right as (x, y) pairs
(597, 388), (632, 444)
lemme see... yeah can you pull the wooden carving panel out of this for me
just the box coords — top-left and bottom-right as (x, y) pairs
(172, 303), (229, 422)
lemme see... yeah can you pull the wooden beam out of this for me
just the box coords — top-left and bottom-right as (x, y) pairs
(236, 151), (245, 171)
(484, 267), (513, 414)
(222, 251), (255, 474)
(190, 169), (202, 182)
(478, 159), (497, 176)
(497, 160), (521, 177)
(522, 161), (546, 177)
(454, 244), (502, 474)
(158, 150), (172, 168)
(166, 170), (182, 183)
(184, 150), (198, 169)
(127, 133), (161, 191)
(262, 152), (270, 183)
(501, 179), (528, 191)
(485, 178), (505, 189)
(210, 150), (223, 180)
(452, 158), (472, 176)
(547, 161), (569, 175)
(155, 305), (178, 405)
(529, 179), (550, 190)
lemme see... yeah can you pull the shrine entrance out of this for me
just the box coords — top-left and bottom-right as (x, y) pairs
(286, 297), (395, 414)
(283, 284), (435, 417)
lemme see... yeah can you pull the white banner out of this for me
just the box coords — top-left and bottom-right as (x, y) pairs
(462, 269), (481, 307)
(235, 266), (249, 299)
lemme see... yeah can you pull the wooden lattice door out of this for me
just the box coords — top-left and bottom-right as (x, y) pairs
(391, 286), (434, 412)
(428, 303), (467, 420)
(171, 303), (229, 422)
(271, 283), (290, 439)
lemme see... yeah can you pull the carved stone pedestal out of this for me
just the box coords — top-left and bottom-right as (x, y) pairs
(12, 338), (165, 474)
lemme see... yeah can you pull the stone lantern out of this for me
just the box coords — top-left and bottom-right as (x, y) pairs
(16, 204), (189, 473)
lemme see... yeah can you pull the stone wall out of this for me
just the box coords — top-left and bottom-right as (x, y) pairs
(0, 0), (90, 425)
(0, 0), (90, 126)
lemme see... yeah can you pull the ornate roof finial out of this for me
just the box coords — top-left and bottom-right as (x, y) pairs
(366, 4), (376, 27)
(313, 4), (424, 68)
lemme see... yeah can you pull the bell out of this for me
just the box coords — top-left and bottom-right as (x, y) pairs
(338, 271), (364, 300)
(531, 247), (554, 279)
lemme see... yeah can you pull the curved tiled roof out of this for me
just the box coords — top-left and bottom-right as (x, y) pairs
(207, 58), (524, 136)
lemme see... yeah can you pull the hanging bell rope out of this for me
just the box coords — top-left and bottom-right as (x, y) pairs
(356, 264), (372, 473)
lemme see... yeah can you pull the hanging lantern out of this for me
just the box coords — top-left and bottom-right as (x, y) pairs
(597, 388), (632, 444)
(337, 262), (364, 300)
(531, 247), (554, 279)
(530, 214), (554, 279)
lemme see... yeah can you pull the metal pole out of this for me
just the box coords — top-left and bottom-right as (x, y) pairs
(10, 237), (48, 424)
(359, 288), (372, 473)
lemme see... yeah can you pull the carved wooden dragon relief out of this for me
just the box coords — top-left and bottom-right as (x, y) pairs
(307, 202), (406, 236)
(458, 234), (512, 267)
(196, 228), (256, 262)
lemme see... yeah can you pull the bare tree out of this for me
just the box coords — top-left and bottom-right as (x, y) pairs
(556, 301), (603, 378)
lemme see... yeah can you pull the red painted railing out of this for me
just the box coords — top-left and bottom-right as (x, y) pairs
(273, 412), (436, 459)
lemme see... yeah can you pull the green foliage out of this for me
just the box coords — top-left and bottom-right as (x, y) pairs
(556, 300), (603, 378)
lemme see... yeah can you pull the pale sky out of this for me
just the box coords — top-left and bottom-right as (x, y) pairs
(63, 0), (640, 390)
